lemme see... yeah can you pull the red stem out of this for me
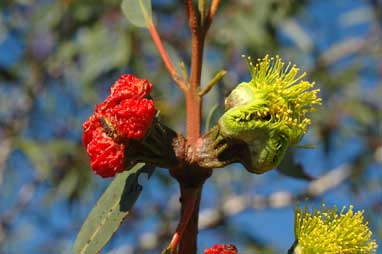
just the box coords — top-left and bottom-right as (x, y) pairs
(177, 187), (202, 254)
(147, 21), (187, 92)
(148, 2), (221, 254)
(176, 1), (220, 254)
(169, 188), (199, 254)
(185, 0), (204, 145)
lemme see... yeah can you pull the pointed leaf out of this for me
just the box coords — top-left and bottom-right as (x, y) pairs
(17, 139), (81, 179)
(73, 163), (155, 254)
(17, 139), (51, 179)
(121, 0), (152, 28)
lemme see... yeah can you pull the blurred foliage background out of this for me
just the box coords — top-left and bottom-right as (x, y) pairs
(0, 0), (381, 253)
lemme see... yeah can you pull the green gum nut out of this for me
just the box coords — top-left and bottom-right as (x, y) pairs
(218, 87), (291, 174)
(218, 55), (321, 174)
(224, 82), (258, 110)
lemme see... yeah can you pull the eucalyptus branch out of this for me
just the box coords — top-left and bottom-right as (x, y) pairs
(186, 0), (201, 37)
(185, 0), (205, 143)
(147, 21), (188, 92)
(168, 189), (199, 254)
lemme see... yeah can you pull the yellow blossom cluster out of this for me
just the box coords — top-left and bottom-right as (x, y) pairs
(245, 55), (321, 143)
(218, 55), (322, 173)
(293, 204), (378, 254)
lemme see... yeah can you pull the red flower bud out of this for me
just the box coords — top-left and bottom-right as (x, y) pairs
(204, 244), (238, 254)
(82, 74), (157, 178)
(82, 114), (102, 147)
(110, 74), (153, 100)
(98, 98), (156, 140)
(86, 128), (126, 178)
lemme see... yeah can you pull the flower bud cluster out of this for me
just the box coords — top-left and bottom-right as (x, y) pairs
(83, 74), (156, 177)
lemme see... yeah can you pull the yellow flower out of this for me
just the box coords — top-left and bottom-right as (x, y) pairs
(291, 204), (378, 254)
(218, 55), (321, 173)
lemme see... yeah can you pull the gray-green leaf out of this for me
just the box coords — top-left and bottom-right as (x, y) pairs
(73, 163), (155, 254)
(121, 0), (152, 28)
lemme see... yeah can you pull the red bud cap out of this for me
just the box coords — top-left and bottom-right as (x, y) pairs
(204, 244), (238, 254)
(100, 98), (156, 140)
(86, 128), (126, 178)
(82, 114), (102, 146)
(110, 74), (153, 100)
(82, 74), (157, 177)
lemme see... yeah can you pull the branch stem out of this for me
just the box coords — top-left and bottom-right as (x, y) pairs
(177, 186), (202, 254)
(147, 21), (187, 92)
(167, 2), (221, 254)
(185, 0), (205, 144)
(169, 188), (199, 254)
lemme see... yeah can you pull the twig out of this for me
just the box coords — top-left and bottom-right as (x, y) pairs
(185, 0), (204, 144)
(168, 189), (198, 254)
(147, 21), (188, 92)
(204, 0), (221, 31)
(199, 70), (226, 96)
(186, 0), (200, 38)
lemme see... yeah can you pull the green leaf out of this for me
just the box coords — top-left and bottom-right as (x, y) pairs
(163, 42), (183, 75)
(78, 23), (131, 85)
(17, 139), (51, 179)
(73, 163), (155, 254)
(205, 104), (220, 131)
(17, 139), (81, 180)
(121, 0), (152, 28)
